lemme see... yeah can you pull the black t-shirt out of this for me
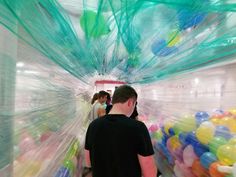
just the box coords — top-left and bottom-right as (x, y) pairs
(85, 114), (154, 177)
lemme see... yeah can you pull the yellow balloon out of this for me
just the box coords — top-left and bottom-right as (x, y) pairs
(164, 122), (174, 135)
(169, 136), (181, 150)
(196, 122), (215, 144)
(228, 137), (236, 145)
(176, 115), (196, 132)
(217, 144), (236, 165)
(210, 118), (222, 125)
(167, 31), (180, 47)
(221, 117), (236, 133)
(229, 109), (236, 115)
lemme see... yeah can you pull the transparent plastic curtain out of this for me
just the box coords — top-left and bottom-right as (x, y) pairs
(0, 24), (92, 176)
(135, 63), (236, 177)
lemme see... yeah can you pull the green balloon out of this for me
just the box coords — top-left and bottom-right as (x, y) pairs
(175, 115), (196, 132)
(80, 10), (110, 38)
(152, 131), (162, 141)
(63, 159), (76, 175)
(172, 125), (181, 135)
(225, 175), (233, 177)
(209, 136), (227, 155)
(64, 140), (80, 160)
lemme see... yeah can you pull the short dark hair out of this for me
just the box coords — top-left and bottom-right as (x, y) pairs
(112, 85), (137, 104)
(106, 92), (111, 101)
(98, 91), (108, 98)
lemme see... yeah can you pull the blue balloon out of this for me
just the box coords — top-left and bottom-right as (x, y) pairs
(154, 142), (162, 151)
(156, 141), (171, 159)
(151, 39), (167, 55)
(179, 132), (188, 146)
(194, 143), (209, 157)
(158, 46), (178, 57)
(200, 152), (217, 169)
(178, 9), (206, 30)
(195, 111), (209, 126)
(162, 134), (168, 145)
(215, 126), (232, 140)
(158, 142), (174, 165)
(185, 132), (198, 146)
(168, 128), (175, 136)
(55, 166), (71, 177)
(161, 126), (165, 133)
(167, 154), (174, 165)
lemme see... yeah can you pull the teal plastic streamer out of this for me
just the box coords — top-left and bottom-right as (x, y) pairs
(1, 0), (236, 83)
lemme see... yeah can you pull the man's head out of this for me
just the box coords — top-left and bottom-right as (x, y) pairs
(112, 85), (137, 116)
(98, 90), (108, 104)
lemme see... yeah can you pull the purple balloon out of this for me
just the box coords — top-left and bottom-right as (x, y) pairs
(215, 125), (232, 140)
(55, 166), (71, 177)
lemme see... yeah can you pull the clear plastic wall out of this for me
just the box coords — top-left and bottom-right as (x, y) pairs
(136, 63), (236, 177)
(0, 24), (93, 176)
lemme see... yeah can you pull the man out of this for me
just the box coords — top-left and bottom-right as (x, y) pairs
(90, 90), (107, 120)
(84, 85), (157, 177)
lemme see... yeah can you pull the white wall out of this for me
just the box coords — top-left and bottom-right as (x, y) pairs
(135, 63), (236, 125)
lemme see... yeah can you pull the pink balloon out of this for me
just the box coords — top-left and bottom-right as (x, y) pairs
(180, 163), (196, 177)
(40, 131), (53, 143)
(17, 149), (37, 162)
(172, 147), (183, 162)
(166, 138), (172, 152)
(183, 145), (198, 167)
(175, 160), (196, 177)
(19, 133), (36, 155)
(148, 124), (159, 132)
(174, 162), (185, 177)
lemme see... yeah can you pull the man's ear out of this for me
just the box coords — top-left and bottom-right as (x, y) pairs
(127, 98), (133, 107)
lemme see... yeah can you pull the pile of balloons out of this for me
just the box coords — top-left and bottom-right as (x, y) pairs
(54, 139), (80, 177)
(13, 128), (81, 177)
(151, 109), (236, 177)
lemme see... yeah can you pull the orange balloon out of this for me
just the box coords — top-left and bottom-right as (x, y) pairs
(192, 159), (209, 177)
(209, 162), (227, 177)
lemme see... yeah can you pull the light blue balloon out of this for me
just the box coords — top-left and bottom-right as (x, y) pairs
(200, 152), (217, 169)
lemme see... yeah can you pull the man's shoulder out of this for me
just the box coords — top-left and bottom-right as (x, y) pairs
(89, 116), (105, 125)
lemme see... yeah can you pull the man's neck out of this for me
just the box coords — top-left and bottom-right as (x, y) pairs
(109, 105), (127, 116)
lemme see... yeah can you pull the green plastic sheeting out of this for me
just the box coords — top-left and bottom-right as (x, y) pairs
(1, 0), (236, 84)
